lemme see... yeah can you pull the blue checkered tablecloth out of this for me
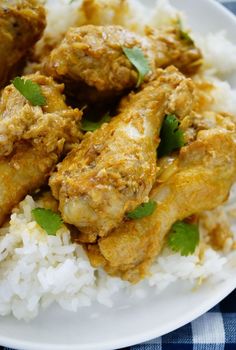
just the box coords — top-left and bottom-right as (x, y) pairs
(1, 1), (235, 350)
(124, 289), (236, 350)
(220, 0), (236, 14)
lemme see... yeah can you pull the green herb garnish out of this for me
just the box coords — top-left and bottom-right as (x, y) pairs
(180, 30), (194, 44)
(158, 114), (185, 157)
(176, 18), (194, 44)
(81, 113), (111, 132)
(127, 201), (157, 220)
(122, 47), (150, 87)
(32, 208), (63, 235)
(168, 221), (200, 256)
(12, 77), (47, 106)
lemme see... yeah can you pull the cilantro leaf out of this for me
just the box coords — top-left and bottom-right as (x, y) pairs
(122, 47), (151, 87)
(158, 114), (185, 157)
(81, 113), (111, 132)
(180, 30), (194, 44)
(32, 208), (63, 235)
(176, 18), (194, 44)
(12, 77), (47, 106)
(167, 221), (200, 256)
(127, 201), (157, 220)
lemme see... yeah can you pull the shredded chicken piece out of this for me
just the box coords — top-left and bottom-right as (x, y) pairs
(50, 67), (196, 242)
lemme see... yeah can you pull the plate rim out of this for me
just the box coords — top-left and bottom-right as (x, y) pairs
(0, 0), (236, 349)
(0, 280), (235, 350)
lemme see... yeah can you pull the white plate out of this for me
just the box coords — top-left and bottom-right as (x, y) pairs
(1, 1), (236, 349)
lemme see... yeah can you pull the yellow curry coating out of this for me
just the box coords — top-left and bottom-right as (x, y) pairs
(0, 73), (82, 226)
(44, 25), (202, 102)
(88, 114), (236, 283)
(50, 67), (196, 241)
(0, 0), (46, 86)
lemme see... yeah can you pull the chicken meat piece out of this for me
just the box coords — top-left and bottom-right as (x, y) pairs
(44, 25), (202, 102)
(50, 66), (196, 242)
(87, 114), (236, 283)
(0, 0), (46, 87)
(0, 74), (82, 226)
(146, 26), (202, 76)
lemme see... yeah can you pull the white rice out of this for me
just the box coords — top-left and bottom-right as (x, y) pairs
(208, 78), (236, 115)
(0, 195), (233, 321)
(149, 0), (181, 29)
(40, 0), (180, 42)
(194, 31), (236, 76)
(1, 0), (236, 320)
(42, 0), (81, 41)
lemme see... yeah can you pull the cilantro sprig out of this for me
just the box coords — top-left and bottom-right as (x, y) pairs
(158, 114), (185, 157)
(167, 221), (200, 256)
(12, 77), (47, 107)
(81, 113), (111, 132)
(127, 200), (157, 220)
(122, 47), (151, 87)
(32, 208), (63, 236)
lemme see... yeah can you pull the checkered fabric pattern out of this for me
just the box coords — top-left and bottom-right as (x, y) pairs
(219, 0), (236, 14)
(0, 1), (235, 350)
(123, 289), (236, 350)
